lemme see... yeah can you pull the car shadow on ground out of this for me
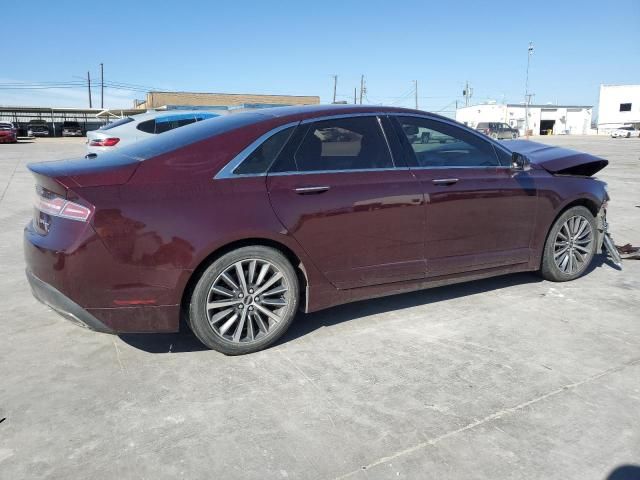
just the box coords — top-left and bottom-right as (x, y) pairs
(118, 254), (619, 354)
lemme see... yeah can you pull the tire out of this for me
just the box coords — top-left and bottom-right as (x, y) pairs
(188, 246), (299, 355)
(490, 132), (498, 139)
(540, 206), (597, 282)
(512, 132), (518, 139)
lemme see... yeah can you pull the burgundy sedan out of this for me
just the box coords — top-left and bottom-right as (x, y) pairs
(24, 105), (614, 354)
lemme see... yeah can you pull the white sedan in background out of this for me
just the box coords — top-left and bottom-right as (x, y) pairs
(86, 110), (221, 154)
(611, 126), (640, 138)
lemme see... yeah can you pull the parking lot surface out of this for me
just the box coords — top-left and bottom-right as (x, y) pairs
(1, 136), (638, 479)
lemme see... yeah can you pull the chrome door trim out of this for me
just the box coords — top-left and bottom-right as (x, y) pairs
(268, 167), (408, 177)
(294, 186), (331, 194)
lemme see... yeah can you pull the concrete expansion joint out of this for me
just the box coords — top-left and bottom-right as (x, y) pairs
(330, 356), (640, 480)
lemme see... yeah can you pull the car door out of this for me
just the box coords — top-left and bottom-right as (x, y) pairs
(391, 115), (538, 277)
(267, 114), (426, 289)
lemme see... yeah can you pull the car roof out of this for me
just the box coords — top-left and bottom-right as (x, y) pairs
(239, 104), (451, 123)
(129, 110), (222, 121)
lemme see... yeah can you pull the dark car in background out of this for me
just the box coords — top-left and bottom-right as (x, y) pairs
(24, 105), (615, 354)
(0, 121), (18, 143)
(62, 121), (84, 137)
(476, 121), (520, 139)
(27, 120), (50, 137)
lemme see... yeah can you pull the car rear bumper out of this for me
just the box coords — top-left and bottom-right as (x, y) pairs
(26, 269), (115, 333)
(24, 221), (183, 333)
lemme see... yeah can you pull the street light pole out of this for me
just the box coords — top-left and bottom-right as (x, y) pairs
(525, 41), (534, 138)
(100, 63), (104, 109)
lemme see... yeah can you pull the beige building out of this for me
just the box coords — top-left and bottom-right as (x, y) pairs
(134, 91), (320, 110)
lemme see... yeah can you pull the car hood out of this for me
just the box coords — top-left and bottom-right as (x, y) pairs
(507, 140), (608, 176)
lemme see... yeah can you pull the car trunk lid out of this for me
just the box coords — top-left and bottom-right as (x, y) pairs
(27, 152), (140, 190)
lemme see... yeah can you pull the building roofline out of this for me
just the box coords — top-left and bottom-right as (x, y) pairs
(148, 91), (320, 99)
(506, 103), (592, 109)
(457, 103), (592, 110)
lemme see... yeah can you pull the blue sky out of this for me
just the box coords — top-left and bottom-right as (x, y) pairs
(3, 0), (639, 113)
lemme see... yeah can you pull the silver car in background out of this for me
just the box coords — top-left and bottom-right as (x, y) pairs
(86, 110), (221, 154)
(610, 126), (640, 138)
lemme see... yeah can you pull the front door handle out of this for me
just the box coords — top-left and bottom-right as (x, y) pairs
(294, 186), (330, 195)
(432, 178), (459, 186)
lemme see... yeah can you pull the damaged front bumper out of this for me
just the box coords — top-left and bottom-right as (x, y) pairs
(596, 206), (622, 267)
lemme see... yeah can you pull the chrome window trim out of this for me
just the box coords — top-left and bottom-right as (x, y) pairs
(214, 111), (515, 180)
(405, 165), (513, 171)
(214, 121), (300, 179)
(268, 167), (406, 177)
(377, 115), (397, 167)
(298, 112), (381, 124)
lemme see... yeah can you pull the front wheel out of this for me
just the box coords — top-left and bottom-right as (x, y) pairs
(540, 206), (596, 281)
(188, 246), (299, 355)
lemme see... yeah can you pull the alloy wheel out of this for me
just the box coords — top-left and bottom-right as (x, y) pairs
(205, 259), (290, 344)
(553, 215), (594, 275)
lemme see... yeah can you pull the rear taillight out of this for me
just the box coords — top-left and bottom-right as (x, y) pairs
(89, 137), (120, 147)
(34, 188), (92, 222)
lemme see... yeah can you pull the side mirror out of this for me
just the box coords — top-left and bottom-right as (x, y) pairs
(511, 152), (530, 171)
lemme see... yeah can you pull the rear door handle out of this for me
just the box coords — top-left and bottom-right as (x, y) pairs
(294, 186), (330, 195)
(432, 178), (459, 186)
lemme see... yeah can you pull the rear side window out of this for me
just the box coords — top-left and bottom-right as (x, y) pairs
(137, 119), (156, 134)
(101, 117), (134, 131)
(155, 114), (197, 134)
(395, 116), (500, 168)
(293, 116), (393, 172)
(234, 126), (295, 175)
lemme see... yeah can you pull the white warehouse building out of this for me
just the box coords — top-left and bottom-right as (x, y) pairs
(597, 84), (640, 133)
(455, 103), (593, 136)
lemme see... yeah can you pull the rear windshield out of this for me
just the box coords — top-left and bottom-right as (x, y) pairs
(100, 117), (134, 131)
(0, 123), (12, 130)
(97, 112), (271, 162)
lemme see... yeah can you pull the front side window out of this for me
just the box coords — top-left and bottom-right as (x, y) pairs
(620, 103), (632, 112)
(293, 116), (393, 172)
(396, 116), (501, 168)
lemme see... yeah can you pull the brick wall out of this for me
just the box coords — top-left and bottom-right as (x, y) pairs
(138, 91), (320, 109)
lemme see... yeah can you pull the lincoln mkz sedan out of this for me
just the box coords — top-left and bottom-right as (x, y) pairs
(24, 105), (615, 354)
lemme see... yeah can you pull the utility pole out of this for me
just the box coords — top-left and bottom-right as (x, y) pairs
(354, 87), (357, 104)
(100, 63), (104, 109)
(87, 71), (92, 108)
(359, 75), (365, 105)
(330, 74), (338, 103)
(463, 80), (472, 107)
(525, 41), (534, 138)
(413, 80), (418, 109)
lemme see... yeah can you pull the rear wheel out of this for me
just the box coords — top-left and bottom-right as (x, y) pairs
(188, 246), (299, 355)
(540, 206), (596, 281)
